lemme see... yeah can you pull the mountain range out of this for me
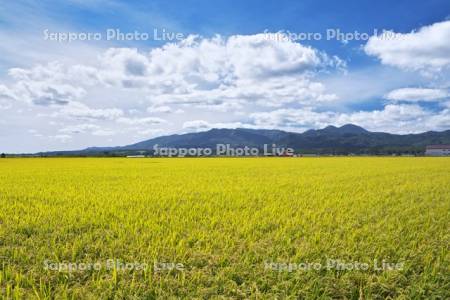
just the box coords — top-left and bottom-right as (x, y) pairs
(37, 124), (450, 156)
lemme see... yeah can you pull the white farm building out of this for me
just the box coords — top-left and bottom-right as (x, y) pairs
(425, 145), (450, 156)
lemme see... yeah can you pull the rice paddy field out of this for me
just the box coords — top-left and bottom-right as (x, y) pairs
(0, 157), (449, 299)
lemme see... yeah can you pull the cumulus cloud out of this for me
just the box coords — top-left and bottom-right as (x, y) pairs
(147, 105), (172, 113)
(182, 120), (211, 131)
(59, 124), (100, 134)
(225, 34), (324, 78)
(385, 88), (449, 102)
(140, 34), (340, 108)
(250, 108), (336, 130)
(365, 20), (450, 73)
(0, 85), (14, 109)
(0, 84), (16, 100)
(56, 102), (124, 120)
(91, 129), (116, 136)
(150, 74), (338, 109)
(98, 48), (150, 87)
(135, 128), (165, 136)
(6, 62), (87, 106)
(147, 105), (184, 114)
(248, 104), (450, 134)
(22, 82), (85, 106)
(58, 123), (116, 137)
(116, 116), (167, 125)
(183, 103), (450, 134)
(0, 101), (12, 110)
(49, 134), (72, 142)
(182, 120), (256, 131)
(4, 28), (450, 150)
(0, 34), (342, 115)
(336, 104), (432, 133)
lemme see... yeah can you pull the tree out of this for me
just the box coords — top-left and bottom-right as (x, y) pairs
(1, 153), (5, 158)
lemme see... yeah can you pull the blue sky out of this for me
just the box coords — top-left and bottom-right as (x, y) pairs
(0, 0), (450, 152)
(4, 1), (449, 63)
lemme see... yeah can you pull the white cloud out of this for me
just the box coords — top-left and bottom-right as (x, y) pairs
(3, 24), (450, 152)
(135, 128), (165, 136)
(0, 85), (14, 109)
(59, 124), (100, 134)
(92, 129), (115, 136)
(116, 116), (167, 125)
(182, 120), (255, 131)
(365, 20), (450, 73)
(0, 84), (16, 100)
(3, 63), (87, 106)
(225, 34), (323, 78)
(59, 123), (116, 136)
(249, 104), (450, 134)
(98, 48), (150, 87)
(146, 105), (184, 114)
(73, 35), (340, 108)
(385, 88), (449, 102)
(0, 101), (12, 110)
(250, 108), (335, 131)
(147, 105), (172, 113)
(0, 34), (341, 114)
(336, 104), (431, 133)
(49, 134), (72, 142)
(21, 82), (85, 106)
(57, 102), (124, 120)
(182, 120), (211, 131)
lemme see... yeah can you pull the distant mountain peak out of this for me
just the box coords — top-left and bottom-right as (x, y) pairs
(316, 124), (368, 134)
(338, 124), (369, 133)
(37, 124), (450, 156)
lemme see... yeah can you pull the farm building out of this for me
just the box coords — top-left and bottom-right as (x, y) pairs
(425, 145), (450, 156)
